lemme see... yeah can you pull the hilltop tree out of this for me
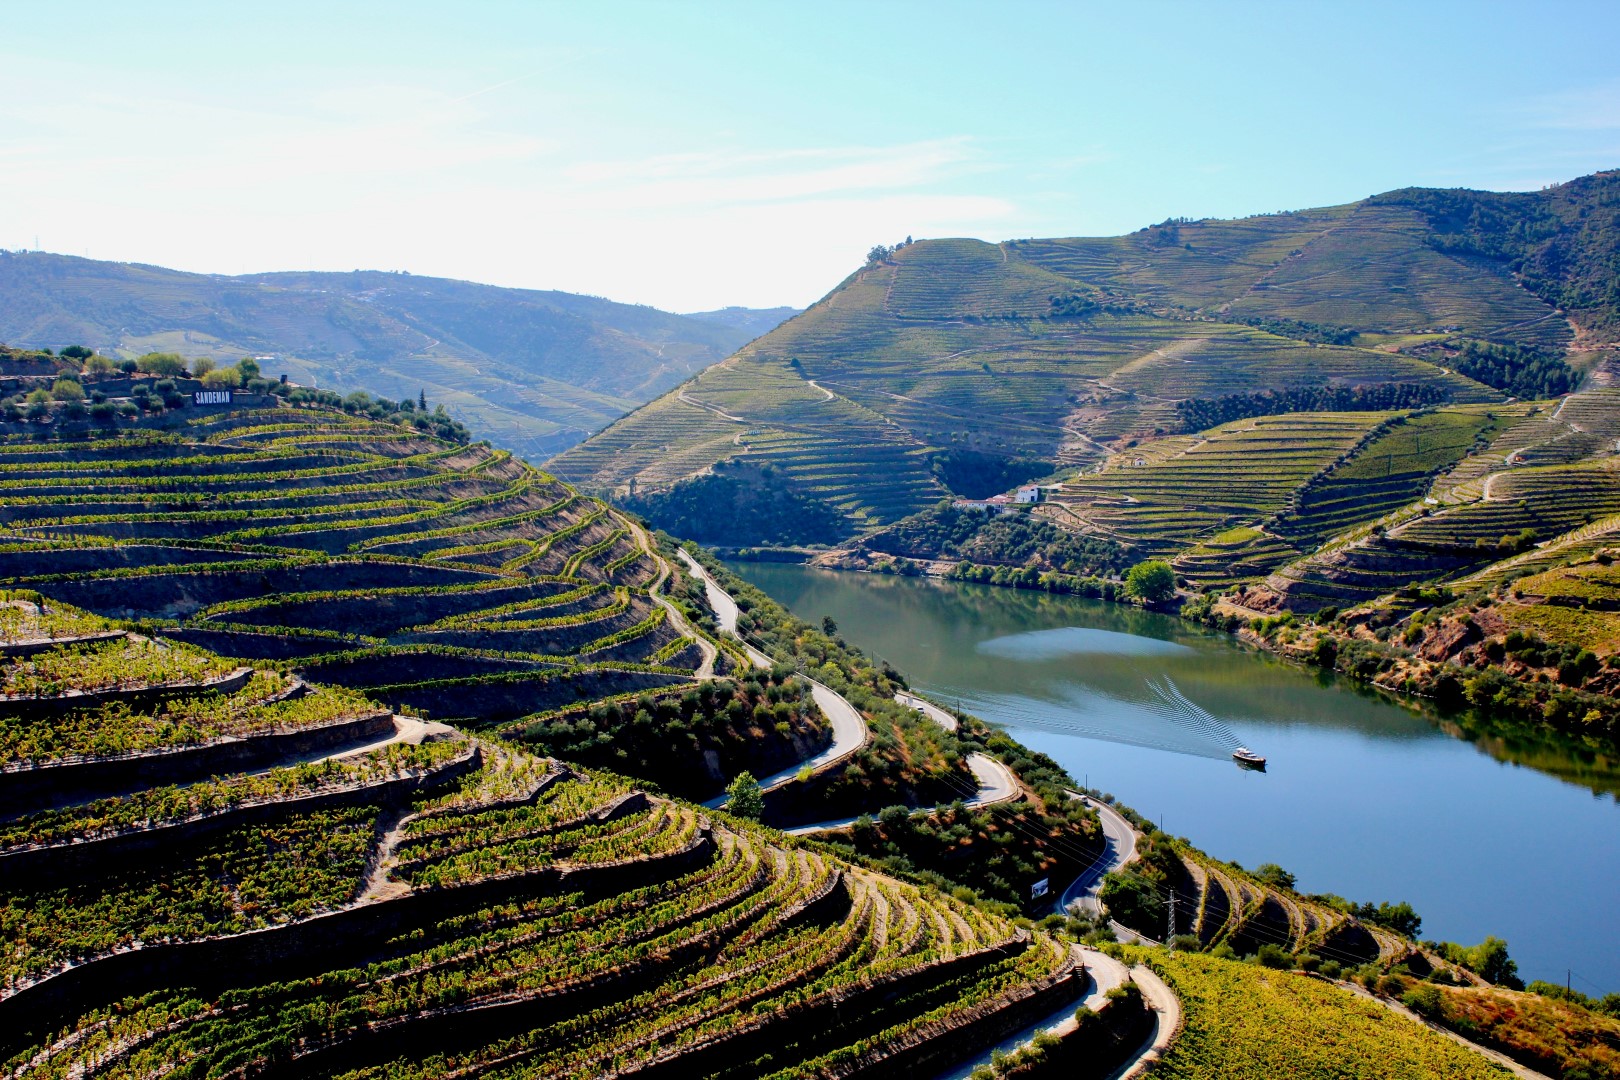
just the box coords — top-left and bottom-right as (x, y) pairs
(725, 771), (764, 820)
(419, 388), (428, 410)
(1124, 560), (1177, 604)
(136, 352), (187, 377)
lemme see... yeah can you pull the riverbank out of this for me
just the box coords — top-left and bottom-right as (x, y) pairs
(748, 550), (1620, 769)
(724, 558), (1620, 992)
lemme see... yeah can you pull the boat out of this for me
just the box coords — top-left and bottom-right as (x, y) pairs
(1232, 746), (1267, 769)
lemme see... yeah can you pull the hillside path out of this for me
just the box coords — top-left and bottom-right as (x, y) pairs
(939, 946), (1130, 1078)
(622, 516), (718, 679)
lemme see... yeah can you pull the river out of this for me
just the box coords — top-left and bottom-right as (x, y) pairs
(731, 561), (1620, 995)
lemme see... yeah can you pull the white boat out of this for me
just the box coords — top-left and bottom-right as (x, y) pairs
(1232, 746), (1267, 768)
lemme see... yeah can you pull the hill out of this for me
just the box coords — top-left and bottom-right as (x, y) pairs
(0, 251), (777, 460)
(684, 305), (802, 339)
(0, 365), (1552, 1078)
(552, 171), (1620, 543)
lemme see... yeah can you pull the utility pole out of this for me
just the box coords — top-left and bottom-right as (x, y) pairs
(1166, 886), (1176, 944)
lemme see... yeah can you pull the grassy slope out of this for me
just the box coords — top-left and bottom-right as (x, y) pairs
(1137, 950), (1503, 1080)
(0, 252), (768, 460)
(553, 224), (1508, 530)
(559, 172), (1620, 557)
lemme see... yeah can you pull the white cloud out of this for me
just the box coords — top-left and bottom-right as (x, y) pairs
(0, 60), (1020, 309)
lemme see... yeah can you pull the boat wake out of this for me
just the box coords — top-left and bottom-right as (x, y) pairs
(1141, 676), (1245, 753)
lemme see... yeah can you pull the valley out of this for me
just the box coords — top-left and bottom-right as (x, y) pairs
(0, 252), (795, 461)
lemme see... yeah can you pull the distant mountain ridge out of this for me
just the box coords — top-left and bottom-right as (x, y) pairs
(683, 305), (802, 339)
(553, 170), (1620, 540)
(0, 251), (795, 459)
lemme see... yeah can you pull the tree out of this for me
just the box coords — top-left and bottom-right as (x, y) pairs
(83, 353), (116, 375)
(1254, 863), (1296, 890)
(191, 356), (216, 377)
(419, 388), (428, 411)
(725, 771), (764, 820)
(136, 352), (188, 376)
(58, 345), (93, 360)
(1465, 936), (1521, 988)
(236, 357), (261, 381)
(50, 377), (85, 402)
(201, 367), (242, 389)
(1124, 560), (1176, 604)
(821, 615), (839, 636)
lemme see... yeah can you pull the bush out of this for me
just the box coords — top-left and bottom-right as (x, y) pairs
(50, 377), (85, 402)
(1402, 982), (1443, 1017)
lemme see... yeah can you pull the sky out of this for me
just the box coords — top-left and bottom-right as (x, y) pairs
(4, 1), (1620, 312)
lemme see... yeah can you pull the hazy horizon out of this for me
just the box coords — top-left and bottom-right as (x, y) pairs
(5, 0), (1619, 312)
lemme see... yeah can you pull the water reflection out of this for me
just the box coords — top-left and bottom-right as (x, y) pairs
(731, 561), (1620, 991)
(979, 626), (1195, 660)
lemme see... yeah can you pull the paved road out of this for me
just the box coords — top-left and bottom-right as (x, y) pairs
(1058, 790), (1141, 917)
(1105, 963), (1181, 1080)
(894, 689), (957, 730)
(677, 549), (868, 809)
(893, 691), (1018, 807)
(939, 946), (1128, 1079)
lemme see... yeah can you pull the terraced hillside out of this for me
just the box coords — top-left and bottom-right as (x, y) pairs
(0, 402), (722, 723)
(0, 251), (782, 459)
(0, 597), (1096, 1078)
(0, 377), (1553, 1078)
(554, 173), (1620, 544)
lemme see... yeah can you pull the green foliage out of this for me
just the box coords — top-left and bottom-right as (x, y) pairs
(622, 459), (849, 545)
(506, 675), (824, 800)
(1449, 340), (1578, 400)
(136, 352), (188, 376)
(1175, 383), (1447, 432)
(868, 503), (1125, 577)
(724, 770), (765, 819)
(1434, 935), (1522, 988)
(927, 450), (1053, 500)
(1125, 559), (1176, 603)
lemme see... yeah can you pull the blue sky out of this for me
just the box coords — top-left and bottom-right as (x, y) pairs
(4, 1), (1618, 310)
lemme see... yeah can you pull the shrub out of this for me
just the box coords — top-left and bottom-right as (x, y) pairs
(50, 377), (85, 402)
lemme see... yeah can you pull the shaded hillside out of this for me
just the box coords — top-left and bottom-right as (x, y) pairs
(0, 252), (764, 459)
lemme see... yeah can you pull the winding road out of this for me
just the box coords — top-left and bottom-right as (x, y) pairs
(1058, 790), (1141, 916)
(675, 549), (869, 809)
(658, 551), (1187, 1078)
(676, 552), (1018, 823)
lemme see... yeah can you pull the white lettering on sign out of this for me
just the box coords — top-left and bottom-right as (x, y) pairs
(193, 390), (233, 406)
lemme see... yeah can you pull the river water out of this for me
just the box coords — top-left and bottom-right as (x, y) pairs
(732, 562), (1620, 994)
